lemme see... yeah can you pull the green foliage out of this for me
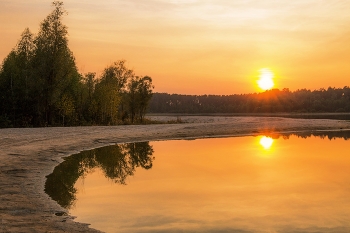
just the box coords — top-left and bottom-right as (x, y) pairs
(94, 77), (121, 125)
(0, 32), (35, 127)
(32, 1), (80, 126)
(92, 61), (131, 124)
(57, 94), (75, 125)
(0, 2), (154, 127)
(137, 76), (154, 122)
(125, 76), (154, 123)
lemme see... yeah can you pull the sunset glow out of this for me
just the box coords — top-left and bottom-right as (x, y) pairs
(2, 1), (350, 94)
(257, 68), (274, 91)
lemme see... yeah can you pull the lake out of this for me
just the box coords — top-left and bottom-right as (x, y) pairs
(45, 131), (350, 233)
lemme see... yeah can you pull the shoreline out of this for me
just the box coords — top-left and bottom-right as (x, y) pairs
(1, 116), (350, 232)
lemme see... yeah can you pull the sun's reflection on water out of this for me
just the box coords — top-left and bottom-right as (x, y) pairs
(259, 136), (274, 150)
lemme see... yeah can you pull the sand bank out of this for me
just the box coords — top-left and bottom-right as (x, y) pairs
(1, 116), (350, 232)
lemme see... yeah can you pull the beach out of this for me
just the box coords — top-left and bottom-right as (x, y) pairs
(1, 116), (350, 233)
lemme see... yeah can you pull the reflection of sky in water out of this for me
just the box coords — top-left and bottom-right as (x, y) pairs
(46, 132), (350, 233)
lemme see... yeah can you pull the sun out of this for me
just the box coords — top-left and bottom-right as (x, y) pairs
(257, 68), (274, 91)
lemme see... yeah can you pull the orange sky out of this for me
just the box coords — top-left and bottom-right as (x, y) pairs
(1, 0), (350, 94)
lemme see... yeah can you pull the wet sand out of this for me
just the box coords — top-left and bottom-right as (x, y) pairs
(1, 116), (350, 232)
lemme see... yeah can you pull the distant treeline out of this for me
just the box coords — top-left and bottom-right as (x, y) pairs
(0, 2), (153, 128)
(149, 87), (350, 114)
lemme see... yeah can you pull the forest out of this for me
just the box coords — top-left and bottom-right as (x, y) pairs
(0, 2), (154, 127)
(149, 87), (350, 114)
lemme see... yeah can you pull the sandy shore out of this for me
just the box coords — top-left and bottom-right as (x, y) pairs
(1, 116), (350, 233)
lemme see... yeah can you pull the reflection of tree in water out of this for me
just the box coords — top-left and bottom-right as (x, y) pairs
(45, 142), (154, 209)
(265, 130), (350, 141)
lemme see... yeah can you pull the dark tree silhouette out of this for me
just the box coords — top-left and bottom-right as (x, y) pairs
(0, 2), (154, 127)
(148, 87), (350, 116)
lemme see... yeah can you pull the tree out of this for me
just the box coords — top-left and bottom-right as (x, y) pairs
(0, 51), (18, 126)
(32, 1), (80, 126)
(78, 72), (97, 123)
(0, 1), (156, 127)
(84, 72), (96, 103)
(125, 76), (154, 123)
(0, 28), (36, 127)
(126, 76), (139, 123)
(15, 28), (35, 102)
(94, 61), (134, 124)
(136, 76), (154, 122)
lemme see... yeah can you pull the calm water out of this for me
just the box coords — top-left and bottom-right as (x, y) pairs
(45, 131), (350, 233)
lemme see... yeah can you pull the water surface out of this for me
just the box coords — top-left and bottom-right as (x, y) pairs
(45, 131), (350, 233)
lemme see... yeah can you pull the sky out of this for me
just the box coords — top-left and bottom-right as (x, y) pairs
(1, 0), (350, 95)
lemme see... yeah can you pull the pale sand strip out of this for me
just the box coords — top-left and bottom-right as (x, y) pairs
(1, 116), (350, 233)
